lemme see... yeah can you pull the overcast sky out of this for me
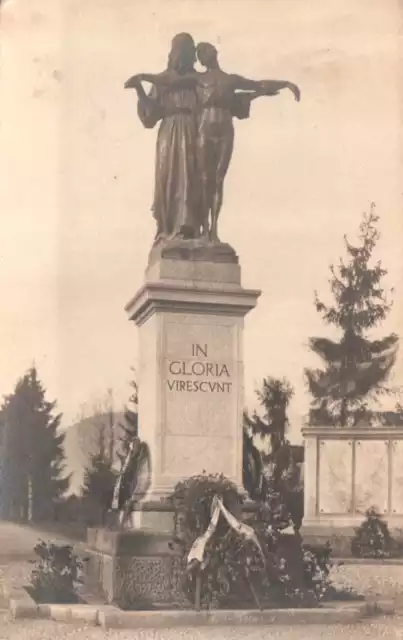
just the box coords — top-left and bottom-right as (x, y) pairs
(1, 0), (402, 441)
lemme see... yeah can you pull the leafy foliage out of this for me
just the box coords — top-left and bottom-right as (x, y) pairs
(305, 206), (399, 426)
(0, 367), (69, 521)
(351, 507), (396, 558)
(169, 473), (331, 609)
(248, 478), (331, 605)
(30, 540), (84, 603)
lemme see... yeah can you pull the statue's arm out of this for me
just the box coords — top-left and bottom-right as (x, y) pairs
(124, 78), (163, 129)
(230, 74), (266, 92)
(260, 79), (301, 101)
(231, 74), (300, 101)
(125, 72), (197, 90)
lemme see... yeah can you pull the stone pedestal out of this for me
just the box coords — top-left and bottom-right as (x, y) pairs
(124, 241), (260, 529)
(85, 527), (185, 607)
(85, 501), (262, 607)
(84, 244), (261, 604)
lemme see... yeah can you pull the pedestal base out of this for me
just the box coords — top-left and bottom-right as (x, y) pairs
(129, 501), (175, 534)
(85, 502), (261, 606)
(85, 525), (185, 607)
(148, 237), (239, 268)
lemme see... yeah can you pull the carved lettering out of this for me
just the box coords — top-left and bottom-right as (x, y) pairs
(166, 379), (232, 394)
(192, 343), (208, 357)
(220, 364), (230, 377)
(167, 361), (230, 377)
(192, 361), (205, 376)
(166, 344), (232, 394)
(169, 361), (181, 375)
(206, 362), (214, 376)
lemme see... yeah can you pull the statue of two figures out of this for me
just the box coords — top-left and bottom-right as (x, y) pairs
(125, 33), (300, 249)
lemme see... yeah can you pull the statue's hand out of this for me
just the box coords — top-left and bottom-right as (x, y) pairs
(124, 74), (142, 89)
(287, 82), (301, 102)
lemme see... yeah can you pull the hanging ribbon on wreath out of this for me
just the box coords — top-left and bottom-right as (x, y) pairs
(187, 494), (266, 569)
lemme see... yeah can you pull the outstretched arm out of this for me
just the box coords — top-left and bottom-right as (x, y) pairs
(125, 72), (197, 90)
(230, 74), (300, 101)
(124, 77), (163, 129)
(230, 74), (266, 92)
(260, 79), (301, 101)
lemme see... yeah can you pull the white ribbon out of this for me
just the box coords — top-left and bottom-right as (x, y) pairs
(187, 495), (265, 567)
(281, 524), (295, 536)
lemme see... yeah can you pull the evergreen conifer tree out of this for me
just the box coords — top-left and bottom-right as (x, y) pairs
(305, 205), (399, 426)
(0, 367), (69, 521)
(82, 450), (116, 525)
(245, 377), (294, 453)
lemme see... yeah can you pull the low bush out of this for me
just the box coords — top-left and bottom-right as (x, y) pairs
(30, 540), (84, 604)
(351, 507), (395, 558)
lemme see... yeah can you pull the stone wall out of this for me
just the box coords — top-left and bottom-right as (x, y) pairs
(302, 426), (403, 547)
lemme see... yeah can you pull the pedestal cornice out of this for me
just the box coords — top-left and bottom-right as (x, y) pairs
(126, 281), (261, 326)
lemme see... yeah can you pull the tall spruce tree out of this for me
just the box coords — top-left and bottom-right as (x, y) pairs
(243, 377), (294, 494)
(305, 205), (399, 426)
(244, 377), (294, 453)
(0, 367), (69, 521)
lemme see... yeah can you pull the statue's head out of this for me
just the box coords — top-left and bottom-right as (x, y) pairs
(196, 42), (218, 68)
(168, 33), (196, 73)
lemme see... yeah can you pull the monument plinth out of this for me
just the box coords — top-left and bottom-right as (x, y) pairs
(125, 242), (260, 528)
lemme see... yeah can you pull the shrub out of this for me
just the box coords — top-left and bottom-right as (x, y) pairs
(351, 507), (394, 558)
(30, 540), (84, 603)
(169, 473), (331, 609)
(245, 482), (332, 606)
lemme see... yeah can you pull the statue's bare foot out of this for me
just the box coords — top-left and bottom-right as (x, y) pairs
(153, 231), (167, 245)
(176, 225), (195, 240)
(209, 230), (220, 243)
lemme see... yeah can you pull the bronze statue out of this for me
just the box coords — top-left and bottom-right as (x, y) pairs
(125, 37), (300, 243)
(125, 33), (201, 243)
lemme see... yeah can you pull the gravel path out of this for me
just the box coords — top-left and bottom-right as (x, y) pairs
(0, 614), (402, 640)
(330, 562), (403, 604)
